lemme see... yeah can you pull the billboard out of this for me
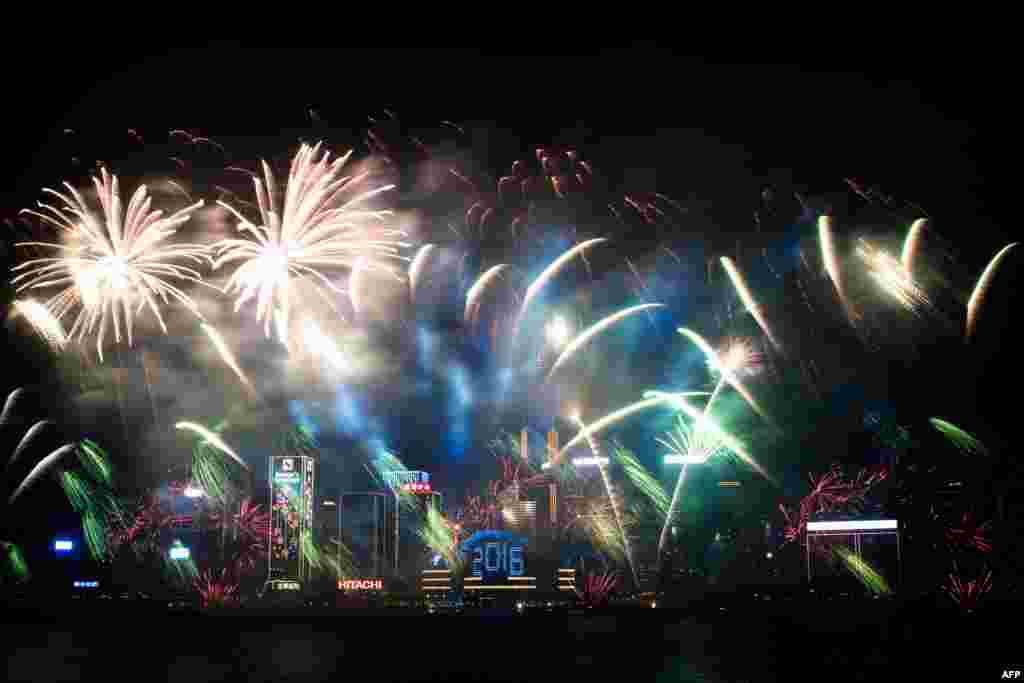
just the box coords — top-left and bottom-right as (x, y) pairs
(270, 455), (315, 581)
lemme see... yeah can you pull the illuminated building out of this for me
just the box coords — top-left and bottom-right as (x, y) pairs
(459, 530), (535, 593)
(269, 454), (316, 582)
(381, 470), (438, 577)
(339, 492), (386, 577)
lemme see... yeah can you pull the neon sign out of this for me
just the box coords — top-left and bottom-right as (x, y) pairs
(338, 579), (384, 590)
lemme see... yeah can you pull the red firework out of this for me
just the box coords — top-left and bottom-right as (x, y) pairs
(575, 571), (618, 608)
(946, 512), (993, 553)
(779, 466), (889, 552)
(944, 567), (993, 611)
(194, 568), (239, 608)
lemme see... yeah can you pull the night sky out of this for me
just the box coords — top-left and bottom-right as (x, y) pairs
(2, 46), (1018, 577)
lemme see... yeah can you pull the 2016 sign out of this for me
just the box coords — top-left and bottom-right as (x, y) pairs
(338, 579), (384, 590)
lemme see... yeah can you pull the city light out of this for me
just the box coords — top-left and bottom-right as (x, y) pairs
(183, 484), (204, 498)
(73, 580), (98, 588)
(806, 520), (898, 532)
(765, 552), (774, 560)
(54, 539), (73, 552)
(718, 481), (741, 487)
(169, 545), (190, 560)
(664, 454), (705, 465)
(572, 456), (609, 467)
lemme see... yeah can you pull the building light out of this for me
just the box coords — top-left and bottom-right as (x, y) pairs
(806, 520), (898, 532)
(572, 456), (609, 467)
(54, 539), (73, 553)
(718, 481), (741, 487)
(664, 454), (706, 465)
(183, 484), (204, 498)
(73, 580), (98, 588)
(541, 462), (552, 470)
(169, 545), (190, 560)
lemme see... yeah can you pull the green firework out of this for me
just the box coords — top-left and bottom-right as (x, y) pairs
(833, 545), (891, 595)
(77, 439), (113, 487)
(930, 418), (988, 456)
(2, 541), (31, 583)
(613, 445), (670, 523)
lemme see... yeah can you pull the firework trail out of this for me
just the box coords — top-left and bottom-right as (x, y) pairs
(212, 142), (408, 341)
(464, 264), (511, 323)
(408, 244), (436, 303)
(554, 393), (708, 464)
(514, 238), (608, 337)
(13, 168), (208, 361)
(719, 256), (781, 351)
(548, 304), (665, 380)
(677, 327), (772, 425)
(857, 240), (931, 314)
(643, 390), (774, 484)
(966, 242), (1019, 342)
(901, 218), (928, 276)
(8, 420), (54, 469)
(11, 299), (68, 352)
(7, 443), (77, 505)
(0, 389), (25, 428)
(930, 418), (988, 456)
(817, 215), (864, 330)
(832, 544), (891, 594)
(572, 414), (638, 588)
(613, 445), (670, 522)
(200, 323), (258, 399)
(302, 318), (347, 372)
(175, 421), (248, 470)
(77, 439), (113, 487)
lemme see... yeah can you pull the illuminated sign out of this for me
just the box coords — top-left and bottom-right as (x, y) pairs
(169, 546), (190, 560)
(281, 458), (294, 472)
(572, 457), (609, 467)
(54, 539), (73, 552)
(271, 581), (302, 591)
(73, 580), (98, 588)
(337, 579), (384, 590)
(807, 520), (898, 532)
(274, 471), (301, 482)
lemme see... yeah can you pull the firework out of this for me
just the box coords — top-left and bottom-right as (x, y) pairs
(944, 565), (993, 611)
(832, 545), (891, 595)
(1, 541), (31, 583)
(547, 304), (665, 380)
(514, 238), (608, 336)
(643, 390), (773, 484)
(408, 244), (436, 302)
(930, 418), (988, 457)
(13, 168), (207, 361)
(719, 256), (781, 350)
(946, 512), (992, 553)
(0, 388), (24, 427)
(966, 242), (1019, 341)
(10, 299), (68, 352)
(901, 218), (928, 275)
(614, 445), (670, 523)
(574, 571), (618, 607)
(200, 323), (257, 399)
(464, 264), (511, 323)
(573, 414), (637, 587)
(554, 393), (708, 464)
(301, 318), (347, 373)
(194, 568), (239, 608)
(7, 420), (54, 469)
(677, 328), (771, 424)
(175, 421), (248, 470)
(817, 216), (854, 320)
(857, 240), (931, 314)
(7, 443), (78, 505)
(418, 505), (463, 570)
(212, 142), (408, 340)
(77, 439), (113, 487)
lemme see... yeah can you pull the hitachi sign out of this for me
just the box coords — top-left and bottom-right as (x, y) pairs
(338, 579), (383, 590)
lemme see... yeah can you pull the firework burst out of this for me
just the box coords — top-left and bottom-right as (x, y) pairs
(212, 142), (409, 340)
(13, 169), (208, 361)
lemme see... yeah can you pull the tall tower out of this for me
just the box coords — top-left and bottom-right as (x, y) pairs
(269, 454), (316, 582)
(547, 427), (559, 526)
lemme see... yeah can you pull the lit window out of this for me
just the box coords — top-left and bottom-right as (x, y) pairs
(485, 543), (500, 573)
(509, 546), (523, 576)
